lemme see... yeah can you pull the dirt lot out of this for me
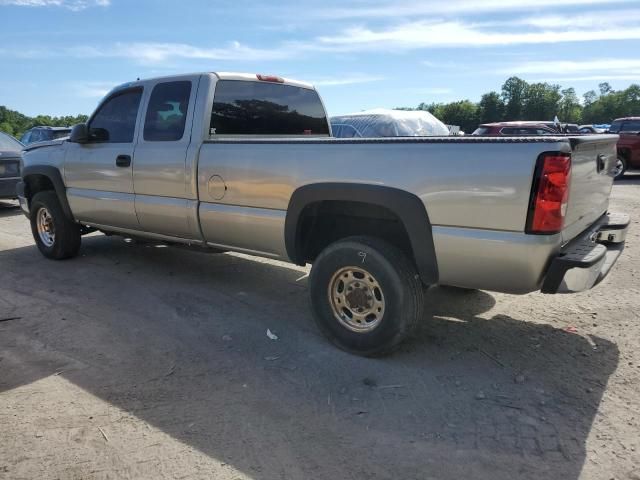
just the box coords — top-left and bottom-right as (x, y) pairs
(1, 178), (639, 480)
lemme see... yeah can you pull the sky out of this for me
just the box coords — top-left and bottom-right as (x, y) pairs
(0, 0), (639, 117)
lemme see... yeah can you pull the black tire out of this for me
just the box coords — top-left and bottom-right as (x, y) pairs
(309, 236), (424, 356)
(614, 156), (627, 180)
(30, 191), (81, 260)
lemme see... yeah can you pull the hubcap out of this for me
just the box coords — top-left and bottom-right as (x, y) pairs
(36, 207), (55, 247)
(614, 158), (624, 178)
(328, 266), (385, 333)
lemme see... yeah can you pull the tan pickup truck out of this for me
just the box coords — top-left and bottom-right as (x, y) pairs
(17, 72), (629, 355)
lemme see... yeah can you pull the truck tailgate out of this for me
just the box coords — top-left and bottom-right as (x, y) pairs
(562, 135), (619, 243)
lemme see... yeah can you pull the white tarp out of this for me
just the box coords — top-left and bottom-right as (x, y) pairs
(330, 108), (450, 138)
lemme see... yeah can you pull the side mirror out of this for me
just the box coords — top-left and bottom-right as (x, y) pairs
(69, 123), (89, 144)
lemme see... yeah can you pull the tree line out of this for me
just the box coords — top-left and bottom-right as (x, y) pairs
(0, 105), (87, 140)
(401, 77), (640, 133)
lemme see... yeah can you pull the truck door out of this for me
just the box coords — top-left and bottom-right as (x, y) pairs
(133, 77), (201, 239)
(64, 87), (143, 229)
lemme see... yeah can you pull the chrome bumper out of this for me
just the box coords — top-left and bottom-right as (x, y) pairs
(542, 212), (629, 294)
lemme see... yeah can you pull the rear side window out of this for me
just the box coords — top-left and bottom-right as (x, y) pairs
(89, 89), (142, 143)
(211, 80), (330, 136)
(144, 81), (192, 141)
(621, 121), (640, 132)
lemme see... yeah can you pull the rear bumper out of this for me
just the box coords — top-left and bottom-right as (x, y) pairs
(542, 212), (629, 294)
(0, 177), (19, 199)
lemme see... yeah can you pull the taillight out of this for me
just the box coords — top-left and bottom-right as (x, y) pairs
(526, 153), (571, 234)
(256, 74), (284, 83)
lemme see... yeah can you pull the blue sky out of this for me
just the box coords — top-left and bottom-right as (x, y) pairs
(0, 0), (639, 117)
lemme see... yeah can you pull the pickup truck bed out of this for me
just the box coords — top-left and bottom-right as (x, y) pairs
(17, 72), (629, 355)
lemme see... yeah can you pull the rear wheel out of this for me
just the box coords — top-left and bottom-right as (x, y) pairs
(30, 191), (81, 259)
(309, 236), (424, 356)
(614, 156), (627, 180)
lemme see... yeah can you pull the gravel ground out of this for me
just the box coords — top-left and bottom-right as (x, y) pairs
(1, 177), (639, 480)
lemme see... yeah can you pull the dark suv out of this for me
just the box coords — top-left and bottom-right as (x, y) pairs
(20, 126), (71, 145)
(609, 117), (640, 179)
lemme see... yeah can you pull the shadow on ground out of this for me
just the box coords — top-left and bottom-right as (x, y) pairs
(0, 200), (20, 218)
(0, 235), (619, 479)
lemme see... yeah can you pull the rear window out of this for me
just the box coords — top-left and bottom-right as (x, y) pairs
(211, 80), (329, 136)
(472, 127), (490, 135)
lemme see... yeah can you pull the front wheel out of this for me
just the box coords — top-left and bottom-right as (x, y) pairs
(30, 191), (81, 259)
(309, 236), (424, 356)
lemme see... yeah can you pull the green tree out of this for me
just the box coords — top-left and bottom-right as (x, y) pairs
(558, 88), (582, 123)
(522, 82), (561, 120)
(478, 91), (505, 123)
(501, 77), (528, 121)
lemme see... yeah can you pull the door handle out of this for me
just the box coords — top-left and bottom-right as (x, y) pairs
(116, 155), (131, 167)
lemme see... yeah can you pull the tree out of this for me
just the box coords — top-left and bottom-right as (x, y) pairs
(522, 82), (561, 120)
(501, 77), (528, 121)
(558, 88), (582, 123)
(599, 82), (613, 96)
(478, 92), (504, 124)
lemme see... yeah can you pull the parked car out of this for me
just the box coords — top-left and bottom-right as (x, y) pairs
(330, 109), (450, 138)
(472, 122), (558, 136)
(20, 126), (71, 145)
(608, 117), (640, 179)
(0, 131), (23, 199)
(18, 72), (628, 355)
(579, 124), (608, 134)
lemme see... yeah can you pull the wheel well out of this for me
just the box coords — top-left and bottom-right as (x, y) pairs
(24, 174), (55, 202)
(296, 200), (415, 266)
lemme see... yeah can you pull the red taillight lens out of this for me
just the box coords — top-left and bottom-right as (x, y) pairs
(256, 74), (284, 83)
(526, 154), (571, 234)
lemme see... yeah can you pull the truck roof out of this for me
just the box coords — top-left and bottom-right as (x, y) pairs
(110, 72), (315, 94)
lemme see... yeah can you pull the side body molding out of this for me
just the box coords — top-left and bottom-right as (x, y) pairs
(285, 183), (439, 285)
(21, 165), (75, 220)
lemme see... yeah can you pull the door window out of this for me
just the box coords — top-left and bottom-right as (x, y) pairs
(621, 121), (640, 132)
(89, 88), (143, 143)
(143, 81), (192, 141)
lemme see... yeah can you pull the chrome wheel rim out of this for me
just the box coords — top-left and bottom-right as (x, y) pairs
(328, 266), (385, 333)
(614, 158), (624, 178)
(36, 207), (55, 247)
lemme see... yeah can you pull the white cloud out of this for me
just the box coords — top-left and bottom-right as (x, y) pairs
(68, 41), (293, 64)
(0, 0), (109, 10)
(315, 20), (640, 51)
(305, 0), (635, 20)
(503, 59), (640, 75)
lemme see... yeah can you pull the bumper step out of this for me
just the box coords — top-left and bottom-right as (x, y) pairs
(542, 212), (628, 294)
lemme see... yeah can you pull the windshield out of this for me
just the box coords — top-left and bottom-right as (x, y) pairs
(0, 131), (23, 151)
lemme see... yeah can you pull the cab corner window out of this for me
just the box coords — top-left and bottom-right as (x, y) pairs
(89, 88), (142, 143)
(144, 81), (192, 142)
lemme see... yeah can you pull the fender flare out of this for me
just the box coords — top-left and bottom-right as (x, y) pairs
(21, 165), (74, 221)
(284, 183), (439, 284)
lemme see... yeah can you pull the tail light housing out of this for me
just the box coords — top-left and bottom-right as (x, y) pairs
(526, 153), (571, 234)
